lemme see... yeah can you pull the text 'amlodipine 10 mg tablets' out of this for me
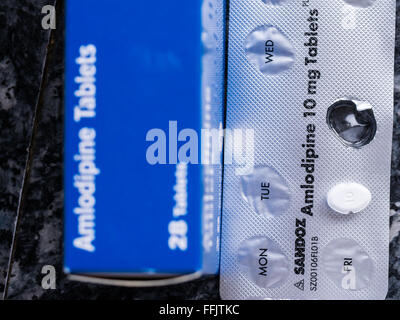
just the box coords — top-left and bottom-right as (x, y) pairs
(64, 0), (226, 286)
(220, 0), (395, 299)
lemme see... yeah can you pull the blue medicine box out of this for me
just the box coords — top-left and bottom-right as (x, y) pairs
(64, 0), (225, 284)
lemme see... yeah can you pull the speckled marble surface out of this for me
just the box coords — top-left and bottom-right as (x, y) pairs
(1, 0), (400, 300)
(0, 0), (55, 296)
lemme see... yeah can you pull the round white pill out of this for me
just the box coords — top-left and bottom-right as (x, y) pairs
(327, 183), (371, 215)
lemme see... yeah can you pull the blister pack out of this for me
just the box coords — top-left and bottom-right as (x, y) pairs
(220, 0), (396, 299)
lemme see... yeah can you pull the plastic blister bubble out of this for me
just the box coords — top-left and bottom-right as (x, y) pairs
(240, 166), (290, 218)
(245, 25), (295, 76)
(238, 236), (289, 288)
(322, 239), (374, 291)
(327, 99), (377, 148)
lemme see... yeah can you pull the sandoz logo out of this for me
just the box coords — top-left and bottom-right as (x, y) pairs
(72, 45), (99, 253)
